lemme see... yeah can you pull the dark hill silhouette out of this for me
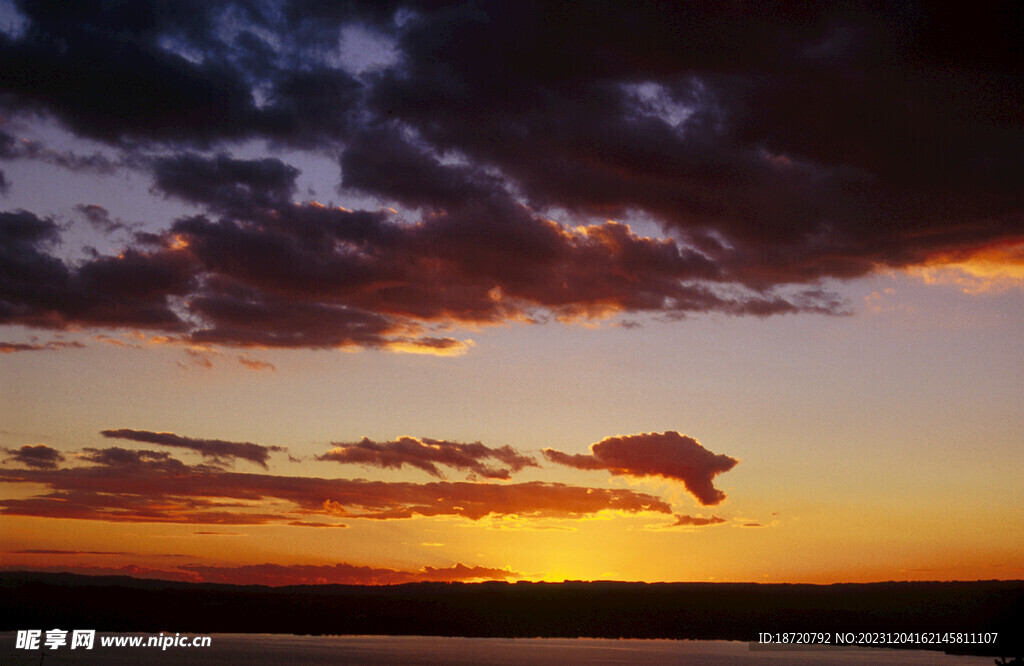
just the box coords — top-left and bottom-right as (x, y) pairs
(1, 572), (1021, 657)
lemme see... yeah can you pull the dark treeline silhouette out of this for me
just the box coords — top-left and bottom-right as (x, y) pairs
(1, 572), (1021, 657)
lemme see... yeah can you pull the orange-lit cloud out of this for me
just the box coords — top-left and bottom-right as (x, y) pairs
(180, 348), (216, 369)
(100, 428), (286, 468)
(317, 436), (539, 480)
(237, 355), (275, 371)
(544, 431), (739, 505)
(0, 447), (672, 524)
(0, 193), (839, 355)
(382, 337), (475, 357)
(910, 241), (1024, 294)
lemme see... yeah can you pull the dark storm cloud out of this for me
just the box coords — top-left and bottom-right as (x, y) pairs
(100, 428), (285, 468)
(184, 283), (399, 349)
(0, 207), (59, 245)
(0, 209), (193, 329)
(0, 446), (673, 524)
(258, 65), (363, 147)
(152, 153), (300, 213)
(0, 201), (407, 348)
(0, 1), (1020, 349)
(0, 1), (256, 144)
(317, 436), (539, 480)
(2, 443), (64, 469)
(339, 124), (505, 209)
(5, 160), (824, 349)
(0, 210), (75, 324)
(0, 0), (364, 146)
(169, 192), (819, 330)
(544, 432), (739, 506)
(370, 1), (1024, 284)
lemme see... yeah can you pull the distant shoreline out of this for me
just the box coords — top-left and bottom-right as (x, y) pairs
(2, 572), (1022, 658)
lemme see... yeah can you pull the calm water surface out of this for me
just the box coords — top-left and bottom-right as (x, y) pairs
(0, 633), (1000, 664)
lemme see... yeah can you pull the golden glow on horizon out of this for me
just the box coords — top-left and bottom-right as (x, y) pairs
(1, 268), (1021, 587)
(2, 493), (1022, 585)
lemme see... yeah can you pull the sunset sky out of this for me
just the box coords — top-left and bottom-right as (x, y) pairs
(1, 0), (1022, 586)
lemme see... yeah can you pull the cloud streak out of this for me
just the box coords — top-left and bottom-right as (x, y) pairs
(672, 514), (727, 527)
(317, 436), (539, 480)
(100, 428), (285, 468)
(0, 446), (672, 525)
(0, 340), (83, 353)
(0, 561), (522, 587)
(179, 562), (521, 586)
(8, 549), (133, 555)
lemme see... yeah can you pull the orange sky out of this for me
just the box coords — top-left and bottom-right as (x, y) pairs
(1, 1), (1023, 587)
(2, 269), (1022, 585)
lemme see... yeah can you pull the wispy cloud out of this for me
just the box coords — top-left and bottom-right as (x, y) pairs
(317, 436), (539, 480)
(672, 514), (727, 527)
(100, 428), (285, 468)
(0, 340), (83, 353)
(180, 562), (521, 586)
